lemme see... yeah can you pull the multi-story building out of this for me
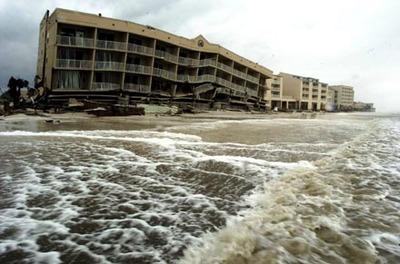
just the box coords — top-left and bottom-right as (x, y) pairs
(326, 88), (336, 111)
(36, 8), (274, 109)
(278, 72), (328, 111)
(264, 75), (283, 110)
(353, 102), (375, 112)
(328, 85), (354, 111)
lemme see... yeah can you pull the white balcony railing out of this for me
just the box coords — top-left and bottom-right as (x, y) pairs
(197, 74), (216, 82)
(247, 75), (259, 84)
(216, 77), (231, 87)
(56, 35), (94, 48)
(247, 89), (258, 97)
(125, 64), (152, 74)
(96, 40), (126, 51)
(95, 61), (125, 71)
(91, 82), (120, 91)
(154, 50), (177, 63)
(232, 68), (247, 79)
(124, 83), (151, 93)
(199, 59), (217, 67)
(127, 43), (154, 55)
(153, 68), (176, 80)
(178, 57), (199, 66)
(177, 75), (197, 82)
(217, 62), (232, 73)
(55, 59), (92, 69)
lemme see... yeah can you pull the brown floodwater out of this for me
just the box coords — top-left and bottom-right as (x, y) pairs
(0, 113), (399, 263)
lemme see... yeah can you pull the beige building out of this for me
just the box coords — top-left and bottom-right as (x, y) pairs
(264, 75), (283, 109)
(328, 85), (354, 111)
(326, 88), (336, 111)
(353, 101), (375, 112)
(36, 8), (274, 109)
(278, 72), (328, 111)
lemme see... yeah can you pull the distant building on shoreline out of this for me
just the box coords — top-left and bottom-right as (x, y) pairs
(328, 85), (354, 111)
(277, 73), (328, 111)
(353, 101), (375, 112)
(35, 8), (373, 112)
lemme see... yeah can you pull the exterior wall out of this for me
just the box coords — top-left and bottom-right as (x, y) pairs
(329, 85), (354, 110)
(264, 75), (283, 109)
(278, 72), (328, 111)
(326, 89), (336, 111)
(279, 72), (302, 99)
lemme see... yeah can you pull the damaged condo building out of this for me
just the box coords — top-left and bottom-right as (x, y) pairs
(37, 8), (360, 112)
(37, 8), (275, 110)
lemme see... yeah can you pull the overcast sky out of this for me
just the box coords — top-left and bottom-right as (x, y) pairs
(0, 0), (398, 111)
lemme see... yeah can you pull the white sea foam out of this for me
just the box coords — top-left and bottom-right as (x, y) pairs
(1, 115), (399, 263)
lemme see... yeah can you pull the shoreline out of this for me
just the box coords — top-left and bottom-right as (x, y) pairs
(0, 110), (325, 122)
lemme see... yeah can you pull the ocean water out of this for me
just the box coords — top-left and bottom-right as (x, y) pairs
(0, 113), (399, 263)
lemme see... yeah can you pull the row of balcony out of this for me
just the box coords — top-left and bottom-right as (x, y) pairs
(89, 82), (151, 92)
(55, 59), (260, 85)
(57, 35), (260, 84)
(63, 81), (257, 97)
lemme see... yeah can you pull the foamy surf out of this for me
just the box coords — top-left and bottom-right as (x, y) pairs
(1, 114), (399, 263)
(180, 117), (400, 263)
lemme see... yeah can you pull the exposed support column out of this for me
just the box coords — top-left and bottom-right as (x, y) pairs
(149, 39), (156, 93)
(120, 32), (129, 93)
(89, 28), (97, 91)
(195, 51), (201, 78)
(172, 47), (180, 97)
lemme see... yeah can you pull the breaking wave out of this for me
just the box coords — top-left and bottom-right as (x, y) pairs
(180, 117), (400, 263)
(0, 115), (399, 263)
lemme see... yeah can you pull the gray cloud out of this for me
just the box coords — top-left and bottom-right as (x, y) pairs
(0, 0), (398, 111)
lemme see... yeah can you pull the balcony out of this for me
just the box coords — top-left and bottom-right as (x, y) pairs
(217, 62), (232, 73)
(95, 61), (125, 71)
(199, 59), (217, 67)
(55, 59), (92, 70)
(216, 77), (231, 87)
(56, 35), (94, 48)
(124, 83), (151, 93)
(231, 82), (245, 92)
(91, 82), (120, 91)
(272, 93), (281, 98)
(178, 57), (199, 66)
(233, 90), (246, 97)
(232, 68), (247, 79)
(197, 74), (216, 82)
(271, 84), (281, 91)
(153, 68), (176, 80)
(177, 75), (197, 82)
(247, 75), (259, 84)
(96, 40), (126, 51)
(154, 50), (177, 63)
(127, 43), (154, 56)
(247, 89), (258, 97)
(125, 64), (152, 74)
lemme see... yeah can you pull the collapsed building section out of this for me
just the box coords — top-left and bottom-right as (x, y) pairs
(37, 8), (274, 110)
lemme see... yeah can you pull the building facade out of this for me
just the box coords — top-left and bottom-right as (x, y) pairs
(328, 85), (354, 111)
(264, 75), (283, 110)
(36, 8), (274, 109)
(279, 72), (328, 111)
